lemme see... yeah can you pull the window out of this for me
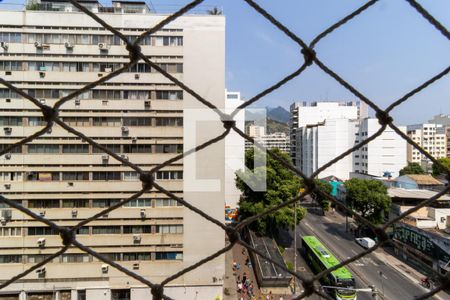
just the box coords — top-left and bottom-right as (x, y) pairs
(92, 226), (121, 234)
(154, 199), (181, 207)
(62, 117), (90, 126)
(92, 144), (121, 153)
(0, 255), (22, 264)
(28, 227), (58, 235)
(155, 252), (182, 260)
(123, 171), (139, 181)
(92, 172), (121, 181)
(157, 225), (183, 234)
(28, 117), (46, 126)
(155, 91), (183, 100)
(27, 254), (52, 264)
(74, 227), (89, 235)
(0, 172), (23, 182)
(122, 117), (151, 126)
(26, 172), (59, 182)
(155, 144), (182, 153)
(124, 198), (152, 207)
(61, 254), (89, 263)
(28, 144), (59, 154)
(155, 171), (183, 180)
(93, 117), (121, 126)
(123, 144), (152, 153)
(122, 252), (151, 261)
(62, 199), (88, 208)
(0, 227), (22, 236)
(102, 253), (121, 261)
(62, 144), (89, 154)
(92, 199), (120, 208)
(0, 144), (21, 154)
(28, 199), (59, 208)
(62, 172), (89, 181)
(123, 225), (151, 234)
(0, 117), (22, 126)
(155, 117), (183, 126)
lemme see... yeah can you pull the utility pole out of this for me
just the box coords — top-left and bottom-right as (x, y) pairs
(293, 199), (297, 295)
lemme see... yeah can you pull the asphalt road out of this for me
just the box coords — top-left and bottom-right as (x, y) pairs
(295, 210), (436, 300)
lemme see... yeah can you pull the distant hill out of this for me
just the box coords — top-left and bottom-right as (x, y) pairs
(267, 118), (289, 134)
(267, 106), (290, 124)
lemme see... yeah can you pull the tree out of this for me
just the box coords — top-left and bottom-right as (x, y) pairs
(344, 178), (390, 227)
(399, 162), (425, 176)
(207, 7), (222, 15)
(311, 180), (333, 214)
(432, 158), (450, 176)
(236, 148), (306, 236)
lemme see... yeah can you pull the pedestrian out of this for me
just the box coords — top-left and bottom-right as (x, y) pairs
(245, 257), (250, 266)
(236, 262), (241, 270)
(237, 274), (241, 283)
(242, 247), (246, 255)
(233, 261), (237, 270)
(237, 282), (242, 293)
(242, 273), (247, 284)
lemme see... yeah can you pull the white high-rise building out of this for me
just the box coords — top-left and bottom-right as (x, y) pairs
(428, 114), (450, 158)
(296, 118), (357, 180)
(353, 118), (407, 178)
(0, 1), (225, 299)
(289, 101), (367, 166)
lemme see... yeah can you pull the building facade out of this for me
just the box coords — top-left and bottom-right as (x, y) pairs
(407, 123), (447, 170)
(244, 130), (290, 153)
(428, 114), (450, 158)
(353, 118), (407, 178)
(0, 1), (225, 299)
(289, 101), (366, 166)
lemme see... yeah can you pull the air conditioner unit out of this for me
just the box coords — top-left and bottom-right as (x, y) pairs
(39, 99), (46, 104)
(132, 263), (139, 270)
(46, 128), (52, 134)
(71, 209), (78, 218)
(134, 74), (140, 80)
(102, 212), (109, 218)
(68, 182), (74, 187)
(98, 43), (110, 51)
(4, 183), (11, 190)
(101, 264), (109, 273)
(104, 67), (112, 72)
(101, 154), (109, 161)
(74, 99), (80, 106)
(140, 209), (146, 219)
(5, 153), (11, 160)
(120, 154), (128, 161)
(3, 127), (12, 135)
(39, 72), (45, 78)
(121, 126), (129, 133)
(64, 41), (74, 49)
(0, 217), (6, 226)
(144, 101), (151, 109)
(2, 210), (12, 221)
(39, 211), (46, 217)
(36, 267), (46, 277)
(37, 237), (46, 247)
(34, 41), (43, 48)
(132, 137), (137, 143)
(0, 42), (8, 50)
(133, 234), (141, 242)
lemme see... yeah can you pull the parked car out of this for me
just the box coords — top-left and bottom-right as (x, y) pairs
(355, 237), (376, 249)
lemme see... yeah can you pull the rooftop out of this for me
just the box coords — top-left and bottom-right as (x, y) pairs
(401, 174), (444, 186)
(388, 188), (450, 201)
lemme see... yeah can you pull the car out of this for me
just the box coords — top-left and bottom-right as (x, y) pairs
(355, 237), (376, 249)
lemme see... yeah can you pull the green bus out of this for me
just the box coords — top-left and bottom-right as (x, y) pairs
(301, 236), (356, 300)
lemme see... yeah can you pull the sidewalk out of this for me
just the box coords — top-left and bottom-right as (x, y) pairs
(373, 248), (449, 300)
(224, 241), (292, 300)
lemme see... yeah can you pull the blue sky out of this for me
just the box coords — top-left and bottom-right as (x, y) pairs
(2, 0), (449, 124)
(151, 0), (450, 125)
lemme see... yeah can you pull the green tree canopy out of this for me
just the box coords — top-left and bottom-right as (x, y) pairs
(399, 162), (425, 176)
(236, 148), (306, 235)
(344, 178), (391, 226)
(432, 158), (450, 176)
(311, 180), (333, 214)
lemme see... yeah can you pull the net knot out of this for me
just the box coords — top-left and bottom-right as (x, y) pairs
(59, 228), (75, 246)
(221, 114), (236, 130)
(373, 227), (389, 243)
(375, 111), (393, 126)
(139, 173), (154, 190)
(301, 48), (316, 66)
(41, 105), (58, 123)
(151, 284), (164, 299)
(225, 225), (240, 244)
(126, 43), (141, 63)
(301, 277), (315, 297)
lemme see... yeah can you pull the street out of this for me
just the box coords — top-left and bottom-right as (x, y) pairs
(295, 210), (438, 300)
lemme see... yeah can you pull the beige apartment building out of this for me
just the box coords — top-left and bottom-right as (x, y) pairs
(0, 1), (225, 299)
(407, 123), (447, 170)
